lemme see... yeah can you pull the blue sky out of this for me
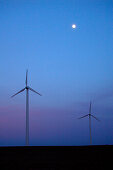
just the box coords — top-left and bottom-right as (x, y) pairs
(0, 0), (113, 146)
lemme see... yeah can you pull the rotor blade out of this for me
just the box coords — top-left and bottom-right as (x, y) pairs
(78, 114), (89, 119)
(11, 88), (25, 98)
(91, 115), (100, 121)
(89, 101), (92, 114)
(26, 70), (28, 86)
(28, 87), (42, 96)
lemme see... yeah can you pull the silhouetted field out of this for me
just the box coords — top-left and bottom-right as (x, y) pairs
(0, 145), (112, 169)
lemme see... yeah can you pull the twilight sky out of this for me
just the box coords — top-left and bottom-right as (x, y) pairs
(0, 0), (113, 146)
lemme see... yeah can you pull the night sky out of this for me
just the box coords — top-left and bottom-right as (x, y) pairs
(0, 0), (113, 146)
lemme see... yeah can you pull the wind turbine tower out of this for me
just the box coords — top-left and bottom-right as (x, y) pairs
(11, 70), (42, 146)
(78, 101), (100, 145)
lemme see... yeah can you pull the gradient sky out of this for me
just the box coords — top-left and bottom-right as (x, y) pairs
(0, 0), (113, 146)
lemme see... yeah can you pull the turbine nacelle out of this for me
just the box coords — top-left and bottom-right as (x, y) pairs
(25, 86), (29, 89)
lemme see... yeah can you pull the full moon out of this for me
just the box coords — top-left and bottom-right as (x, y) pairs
(72, 24), (76, 29)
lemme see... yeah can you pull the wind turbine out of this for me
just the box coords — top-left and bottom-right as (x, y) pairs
(78, 101), (100, 145)
(11, 70), (42, 146)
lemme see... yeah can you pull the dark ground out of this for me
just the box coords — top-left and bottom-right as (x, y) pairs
(0, 145), (113, 170)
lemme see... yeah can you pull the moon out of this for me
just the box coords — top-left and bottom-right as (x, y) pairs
(72, 24), (76, 29)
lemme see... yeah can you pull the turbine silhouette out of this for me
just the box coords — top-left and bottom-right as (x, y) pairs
(11, 70), (42, 146)
(78, 101), (100, 145)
